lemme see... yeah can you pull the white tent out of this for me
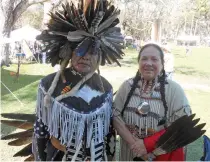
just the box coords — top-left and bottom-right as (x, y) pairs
(11, 25), (41, 41)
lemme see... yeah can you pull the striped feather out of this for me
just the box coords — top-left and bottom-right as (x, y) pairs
(71, 3), (83, 29)
(101, 37), (118, 55)
(97, 10), (120, 34)
(83, 0), (91, 15)
(101, 4), (115, 23)
(86, 0), (95, 26)
(47, 17), (72, 32)
(55, 11), (66, 20)
(66, 3), (76, 27)
(48, 31), (68, 37)
(49, 12), (75, 29)
(90, 11), (105, 34)
(100, 41), (121, 66)
(78, 9), (88, 31)
(106, 18), (120, 29)
(99, 27), (121, 36)
(105, 36), (124, 44)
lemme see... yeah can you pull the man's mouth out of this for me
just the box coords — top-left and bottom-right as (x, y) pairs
(144, 69), (153, 71)
(78, 62), (90, 67)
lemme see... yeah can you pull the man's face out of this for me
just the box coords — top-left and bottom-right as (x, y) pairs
(71, 49), (99, 75)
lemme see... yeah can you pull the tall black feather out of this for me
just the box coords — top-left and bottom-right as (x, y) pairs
(155, 114), (206, 155)
(13, 143), (32, 157)
(8, 137), (32, 146)
(1, 129), (33, 140)
(1, 120), (33, 130)
(1, 113), (36, 123)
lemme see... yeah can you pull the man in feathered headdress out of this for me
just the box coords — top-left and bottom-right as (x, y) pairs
(32, 0), (124, 161)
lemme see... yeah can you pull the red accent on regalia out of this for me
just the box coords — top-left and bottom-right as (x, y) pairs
(144, 129), (184, 161)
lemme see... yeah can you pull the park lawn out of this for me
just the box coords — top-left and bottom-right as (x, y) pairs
(172, 46), (210, 78)
(1, 47), (210, 161)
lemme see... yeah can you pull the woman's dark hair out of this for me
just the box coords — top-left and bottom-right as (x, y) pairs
(122, 43), (168, 120)
(121, 71), (141, 116)
(138, 43), (164, 64)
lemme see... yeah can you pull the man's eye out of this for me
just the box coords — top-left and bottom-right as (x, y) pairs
(141, 58), (147, 60)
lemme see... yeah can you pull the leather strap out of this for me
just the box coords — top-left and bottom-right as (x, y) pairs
(50, 136), (66, 153)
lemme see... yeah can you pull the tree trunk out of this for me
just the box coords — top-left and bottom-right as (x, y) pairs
(1, 24), (13, 66)
(151, 19), (161, 43)
(0, 0), (15, 66)
(0, 0), (49, 66)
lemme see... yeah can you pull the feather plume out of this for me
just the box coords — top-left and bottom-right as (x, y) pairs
(101, 5), (115, 23)
(78, 9), (88, 31)
(14, 143), (32, 157)
(71, 3), (82, 29)
(1, 129), (33, 140)
(101, 37), (122, 58)
(50, 54), (60, 67)
(90, 11), (105, 34)
(66, 2), (76, 26)
(1, 120), (33, 130)
(154, 114), (206, 155)
(24, 154), (34, 161)
(97, 10), (120, 34)
(99, 27), (121, 36)
(59, 42), (72, 59)
(49, 12), (75, 29)
(100, 41), (121, 66)
(84, 0), (91, 17)
(1, 113), (35, 123)
(36, 0), (124, 67)
(55, 10), (66, 20)
(8, 137), (32, 146)
(105, 35), (124, 44)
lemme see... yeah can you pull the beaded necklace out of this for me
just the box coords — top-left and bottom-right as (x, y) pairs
(60, 68), (83, 95)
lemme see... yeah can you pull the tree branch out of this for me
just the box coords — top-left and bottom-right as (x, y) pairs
(13, 0), (49, 25)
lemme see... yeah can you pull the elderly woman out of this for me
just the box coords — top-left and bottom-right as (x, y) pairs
(113, 43), (191, 161)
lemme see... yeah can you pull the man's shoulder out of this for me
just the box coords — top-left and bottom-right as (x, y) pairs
(40, 72), (57, 90)
(91, 73), (112, 92)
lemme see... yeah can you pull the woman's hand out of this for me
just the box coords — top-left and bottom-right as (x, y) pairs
(130, 137), (147, 157)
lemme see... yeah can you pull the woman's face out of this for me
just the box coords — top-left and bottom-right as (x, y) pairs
(139, 46), (163, 80)
(71, 49), (99, 75)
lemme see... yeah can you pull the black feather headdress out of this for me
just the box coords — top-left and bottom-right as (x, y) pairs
(36, 0), (124, 67)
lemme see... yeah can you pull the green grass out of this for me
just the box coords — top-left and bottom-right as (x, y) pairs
(1, 64), (54, 96)
(172, 46), (210, 77)
(1, 47), (210, 161)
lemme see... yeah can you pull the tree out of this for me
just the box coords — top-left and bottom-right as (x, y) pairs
(116, 0), (210, 44)
(0, 0), (49, 66)
(14, 4), (44, 30)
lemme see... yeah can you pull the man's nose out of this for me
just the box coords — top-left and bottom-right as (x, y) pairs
(145, 59), (153, 66)
(82, 52), (91, 60)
